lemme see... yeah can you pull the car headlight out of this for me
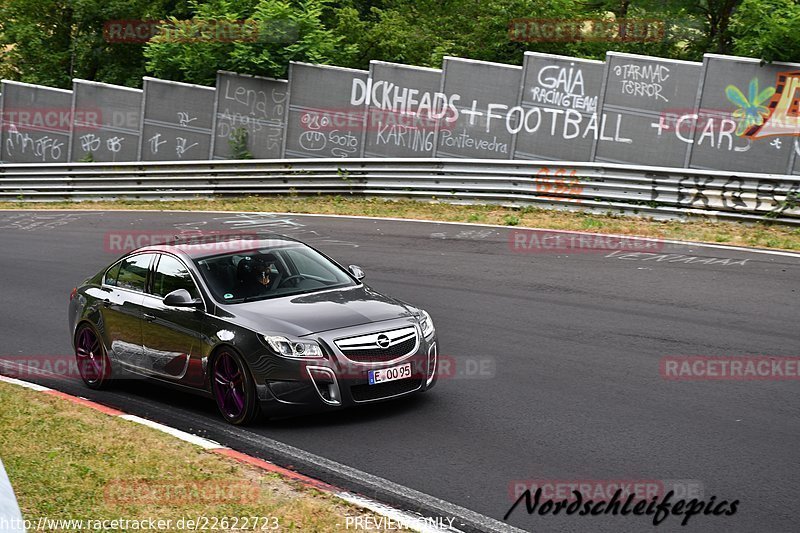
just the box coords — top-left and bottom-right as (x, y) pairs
(262, 335), (323, 358)
(419, 310), (435, 338)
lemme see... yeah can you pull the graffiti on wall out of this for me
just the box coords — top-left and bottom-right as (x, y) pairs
(650, 173), (800, 213)
(4, 123), (65, 162)
(736, 72), (800, 139)
(351, 69), (632, 159)
(650, 74), (800, 157)
(725, 78), (775, 136)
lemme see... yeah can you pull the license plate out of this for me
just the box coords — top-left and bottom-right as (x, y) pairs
(369, 363), (412, 385)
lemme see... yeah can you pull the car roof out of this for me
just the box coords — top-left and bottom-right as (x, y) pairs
(134, 233), (305, 260)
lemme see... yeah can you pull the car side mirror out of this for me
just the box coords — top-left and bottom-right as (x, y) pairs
(163, 289), (202, 308)
(348, 265), (365, 281)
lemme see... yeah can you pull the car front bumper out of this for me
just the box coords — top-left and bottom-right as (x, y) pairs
(252, 319), (438, 416)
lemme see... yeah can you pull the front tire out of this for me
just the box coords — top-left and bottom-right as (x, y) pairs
(211, 348), (260, 425)
(75, 324), (113, 390)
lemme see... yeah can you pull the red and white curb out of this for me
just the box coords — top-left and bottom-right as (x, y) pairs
(0, 374), (458, 533)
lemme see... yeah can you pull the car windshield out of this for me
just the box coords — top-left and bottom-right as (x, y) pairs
(195, 245), (356, 304)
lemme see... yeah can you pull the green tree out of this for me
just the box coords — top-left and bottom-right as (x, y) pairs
(328, 0), (710, 70)
(330, 0), (595, 69)
(144, 0), (349, 84)
(731, 0), (800, 62)
(697, 0), (743, 54)
(1, 0), (791, 90)
(0, 0), (75, 86)
(631, 0), (744, 57)
(0, 0), (188, 88)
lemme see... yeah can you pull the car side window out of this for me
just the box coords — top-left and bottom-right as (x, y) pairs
(104, 261), (122, 286)
(152, 254), (199, 299)
(116, 254), (155, 292)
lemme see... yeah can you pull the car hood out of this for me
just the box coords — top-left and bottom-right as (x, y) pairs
(218, 285), (418, 336)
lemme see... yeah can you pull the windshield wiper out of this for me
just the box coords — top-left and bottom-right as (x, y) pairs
(226, 283), (351, 304)
(239, 294), (270, 303)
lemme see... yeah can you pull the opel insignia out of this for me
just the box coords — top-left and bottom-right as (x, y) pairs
(68, 235), (438, 425)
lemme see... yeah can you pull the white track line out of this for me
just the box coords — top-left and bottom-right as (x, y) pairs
(0, 374), (52, 392)
(118, 414), (223, 450)
(8, 208), (800, 258)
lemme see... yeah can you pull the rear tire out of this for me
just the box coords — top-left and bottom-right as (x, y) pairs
(75, 324), (113, 390)
(211, 348), (260, 425)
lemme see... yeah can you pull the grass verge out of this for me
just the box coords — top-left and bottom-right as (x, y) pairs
(2, 196), (800, 251)
(0, 381), (389, 531)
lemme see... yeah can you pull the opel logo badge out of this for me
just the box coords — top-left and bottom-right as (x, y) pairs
(376, 334), (391, 349)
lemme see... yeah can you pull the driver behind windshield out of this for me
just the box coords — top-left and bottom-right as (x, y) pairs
(236, 256), (276, 298)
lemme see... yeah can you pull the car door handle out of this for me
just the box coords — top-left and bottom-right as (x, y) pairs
(143, 313), (156, 322)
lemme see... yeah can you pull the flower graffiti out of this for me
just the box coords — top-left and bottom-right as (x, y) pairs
(725, 78), (775, 136)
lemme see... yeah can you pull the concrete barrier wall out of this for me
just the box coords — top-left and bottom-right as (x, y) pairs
(0, 53), (798, 174)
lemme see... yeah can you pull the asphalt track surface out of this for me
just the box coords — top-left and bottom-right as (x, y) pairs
(1, 210), (798, 533)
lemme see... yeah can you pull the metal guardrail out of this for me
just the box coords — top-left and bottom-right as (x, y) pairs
(1, 158), (799, 225)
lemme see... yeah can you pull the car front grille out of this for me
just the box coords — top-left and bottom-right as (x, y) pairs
(335, 326), (418, 363)
(350, 378), (422, 402)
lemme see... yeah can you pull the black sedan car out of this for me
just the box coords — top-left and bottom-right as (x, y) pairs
(68, 234), (438, 425)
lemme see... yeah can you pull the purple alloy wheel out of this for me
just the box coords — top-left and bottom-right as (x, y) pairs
(212, 352), (246, 420)
(76, 327), (105, 384)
